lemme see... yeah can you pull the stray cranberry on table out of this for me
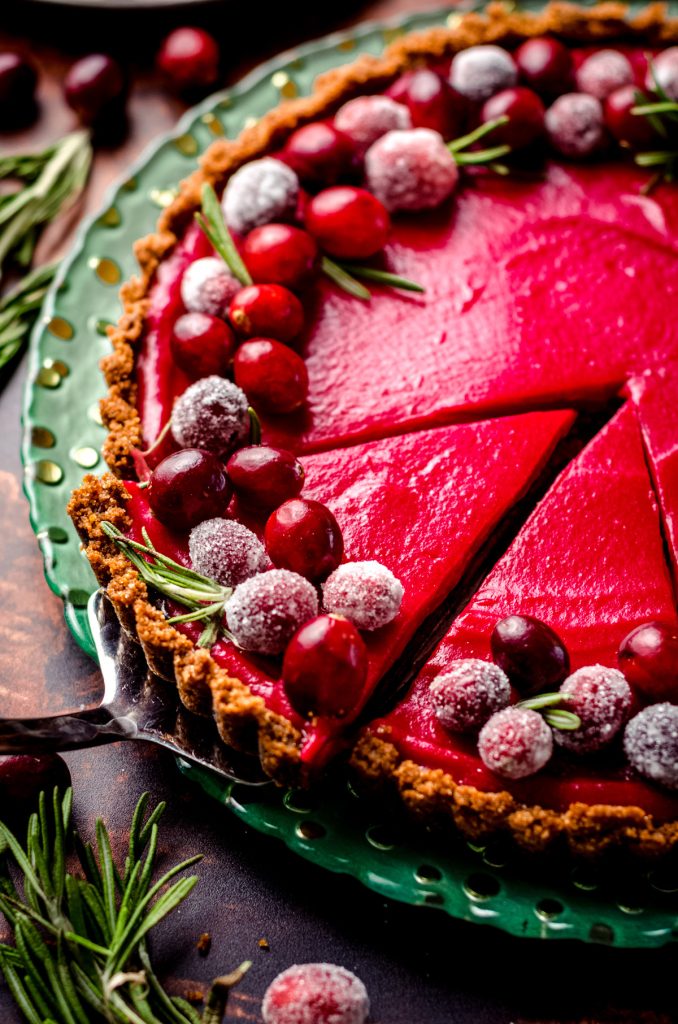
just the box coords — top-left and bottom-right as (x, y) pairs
(64, 54), (126, 124)
(156, 27), (220, 91)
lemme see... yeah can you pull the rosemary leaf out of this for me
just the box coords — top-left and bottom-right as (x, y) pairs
(338, 263), (425, 293)
(517, 692), (566, 712)
(543, 709), (582, 731)
(0, 262), (58, 370)
(196, 182), (252, 286)
(321, 256), (371, 300)
(448, 115), (509, 154)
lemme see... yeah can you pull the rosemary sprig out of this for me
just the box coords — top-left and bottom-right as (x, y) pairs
(0, 789), (249, 1024)
(448, 116), (511, 172)
(195, 182), (252, 286)
(0, 262), (57, 370)
(517, 691), (581, 731)
(321, 256), (371, 301)
(336, 263), (425, 294)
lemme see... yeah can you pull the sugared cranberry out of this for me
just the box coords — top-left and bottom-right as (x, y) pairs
(227, 445), (304, 509)
(618, 621), (678, 703)
(229, 283), (303, 343)
(234, 338), (308, 414)
(283, 615), (368, 720)
(604, 85), (658, 147)
(545, 92), (607, 158)
(334, 95), (411, 156)
(321, 560), (403, 631)
(283, 122), (356, 186)
(556, 665), (632, 754)
(225, 568), (318, 655)
(0, 755), (71, 819)
(148, 449), (231, 530)
(430, 660), (511, 734)
(181, 257), (239, 318)
(171, 312), (236, 379)
(491, 615), (570, 695)
(64, 54), (126, 124)
(188, 517), (268, 587)
(387, 68), (463, 139)
(156, 27), (220, 91)
(478, 706), (553, 779)
(575, 49), (634, 100)
(647, 47), (678, 101)
(242, 224), (318, 291)
(265, 498), (343, 582)
(624, 703), (678, 789)
(481, 86), (545, 148)
(262, 963), (369, 1024)
(223, 158), (299, 236)
(364, 128), (459, 212)
(515, 37), (574, 99)
(449, 45), (518, 103)
(0, 53), (37, 126)
(304, 186), (390, 260)
(171, 376), (250, 456)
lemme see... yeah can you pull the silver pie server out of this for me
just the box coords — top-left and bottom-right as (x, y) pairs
(0, 590), (268, 786)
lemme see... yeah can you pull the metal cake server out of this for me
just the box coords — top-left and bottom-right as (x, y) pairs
(0, 590), (268, 786)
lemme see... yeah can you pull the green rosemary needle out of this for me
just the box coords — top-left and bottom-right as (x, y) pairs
(517, 692), (581, 731)
(195, 182), (252, 286)
(447, 115), (511, 172)
(321, 256), (371, 301)
(0, 262), (57, 370)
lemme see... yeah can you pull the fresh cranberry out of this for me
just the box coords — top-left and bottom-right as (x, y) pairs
(0, 755), (71, 818)
(624, 703), (678, 789)
(304, 186), (390, 260)
(478, 706), (553, 779)
(226, 569), (318, 655)
(604, 85), (658, 148)
(481, 86), (545, 148)
(321, 560), (403, 631)
(156, 27), (220, 91)
(170, 312), (236, 379)
(283, 615), (368, 720)
(148, 448), (231, 530)
(556, 665), (632, 754)
(618, 621), (678, 703)
(448, 45), (518, 103)
(491, 615), (570, 695)
(265, 498), (344, 581)
(647, 47), (678, 102)
(514, 37), (574, 99)
(430, 660), (511, 733)
(387, 68), (463, 139)
(227, 445), (305, 509)
(262, 963), (369, 1024)
(334, 95), (411, 156)
(234, 338), (308, 414)
(242, 224), (319, 291)
(575, 49), (633, 101)
(0, 53), (37, 125)
(364, 128), (459, 212)
(283, 122), (356, 186)
(228, 283), (304, 343)
(64, 54), (126, 123)
(545, 92), (607, 158)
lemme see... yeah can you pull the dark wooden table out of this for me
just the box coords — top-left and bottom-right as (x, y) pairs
(0, 2), (676, 1020)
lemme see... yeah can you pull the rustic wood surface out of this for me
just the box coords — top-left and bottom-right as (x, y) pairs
(0, 1), (676, 1020)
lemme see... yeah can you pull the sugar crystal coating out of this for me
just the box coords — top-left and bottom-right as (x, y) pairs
(555, 664), (632, 754)
(624, 703), (678, 790)
(321, 560), (403, 631)
(223, 158), (299, 235)
(430, 659), (511, 733)
(478, 706), (553, 779)
(171, 376), (250, 456)
(449, 45), (518, 102)
(364, 128), (459, 212)
(262, 963), (369, 1024)
(225, 568), (318, 654)
(334, 95), (411, 155)
(180, 257), (240, 317)
(188, 518), (269, 587)
(648, 47), (678, 101)
(575, 49), (634, 99)
(545, 92), (606, 157)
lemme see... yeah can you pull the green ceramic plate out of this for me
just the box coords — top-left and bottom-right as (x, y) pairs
(22, 3), (678, 946)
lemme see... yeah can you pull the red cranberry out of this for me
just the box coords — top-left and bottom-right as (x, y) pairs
(604, 85), (658, 148)
(234, 338), (308, 414)
(624, 703), (678, 789)
(387, 68), (463, 139)
(304, 186), (390, 260)
(478, 706), (553, 779)
(545, 93), (607, 158)
(0, 755), (71, 819)
(556, 665), (632, 754)
(148, 448), (231, 530)
(481, 86), (545, 148)
(515, 36), (574, 99)
(491, 614), (570, 695)
(449, 45), (518, 104)
(262, 963), (369, 1024)
(430, 660), (511, 733)
(156, 27), (220, 91)
(265, 498), (344, 581)
(228, 284), (303, 343)
(242, 224), (318, 291)
(575, 49), (633, 101)
(227, 445), (305, 509)
(618, 621), (678, 703)
(283, 615), (368, 720)
(170, 312), (236, 379)
(0, 53), (37, 124)
(64, 54), (126, 123)
(283, 121), (356, 186)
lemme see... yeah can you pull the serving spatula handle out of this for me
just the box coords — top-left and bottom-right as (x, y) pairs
(0, 706), (136, 753)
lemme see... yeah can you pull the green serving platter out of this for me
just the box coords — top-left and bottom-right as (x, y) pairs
(21, 3), (678, 947)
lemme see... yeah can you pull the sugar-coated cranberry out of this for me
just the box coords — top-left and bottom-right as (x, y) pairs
(545, 92), (607, 158)
(624, 703), (678, 790)
(148, 449), (231, 530)
(181, 257), (240, 318)
(478, 706), (553, 779)
(242, 224), (318, 291)
(449, 45), (518, 103)
(282, 121), (356, 186)
(555, 665), (632, 754)
(387, 68), (463, 139)
(618, 621), (678, 703)
(225, 568), (318, 655)
(647, 47), (678, 101)
(188, 517), (269, 587)
(262, 963), (369, 1024)
(430, 659), (511, 734)
(171, 375), (250, 456)
(321, 560), (403, 631)
(265, 499), (344, 582)
(604, 85), (658, 148)
(234, 338), (308, 414)
(64, 54), (126, 124)
(304, 186), (390, 260)
(228, 283), (303, 343)
(481, 86), (545, 148)
(156, 28), (219, 91)
(0, 53), (37, 124)
(334, 95), (411, 156)
(490, 615), (570, 695)
(364, 128), (459, 212)
(283, 615), (368, 720)
(223, 158), (299, 236)
(575, 49), (634, 100)
(227, 445), (305, 509)
(171, 312), (236, 379)
(515, 37), (574, 99)
(0, 755), (71, 818)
